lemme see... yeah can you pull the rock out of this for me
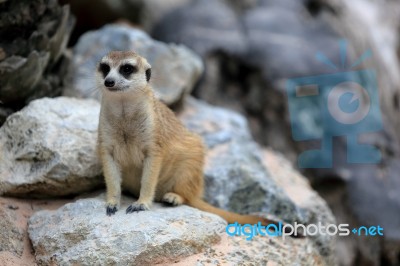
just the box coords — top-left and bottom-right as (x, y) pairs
(242, 2), (340, 80)
(65, 0), (196, 37)
(180, 98), (304, 223)
(28, 195), (225, 265)
(0, 196), (75, 266)
(176, 147), (336, 266)
(0, 97), (103, 197)
(0, 0), (75, 114)
(261, 148), (337, 263)
(63, 24), (203, 107)
(179, 97), (336, 264)
(102, 0), (193, 32)
(0, 201), (24, 257)
(138, 0), (193, 31)
(28, 193), (329, 265)
(176, 233), (328, 265)
(153, 0), (247, 57)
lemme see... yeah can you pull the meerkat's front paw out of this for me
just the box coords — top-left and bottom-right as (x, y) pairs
(106, 203), (118, 216)
(126, 202), (150, 213)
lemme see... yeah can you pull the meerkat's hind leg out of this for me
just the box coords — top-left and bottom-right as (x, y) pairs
(162, 192), (184, 206)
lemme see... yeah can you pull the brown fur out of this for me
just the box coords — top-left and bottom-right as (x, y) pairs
(97, 51), (275, 225)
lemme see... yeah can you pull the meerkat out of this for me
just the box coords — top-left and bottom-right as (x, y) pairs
(96, 51), (277, 226)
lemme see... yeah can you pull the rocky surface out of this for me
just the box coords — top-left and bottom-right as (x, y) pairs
(0, 0), (74, 115)
(183, 99), (304, 222)
(0, 203), (24, 258)
(63, 0), (192, 36)
(28, 193), (328, 266)
(63, 24), (203, 107)
(0, 97), (103, 197)
(28, 195), (225, 265)
(177, 147), (337, 266)
(0, 197), (70, 266)
(179, 97), (335, 264)
(153, 0), (247, 57)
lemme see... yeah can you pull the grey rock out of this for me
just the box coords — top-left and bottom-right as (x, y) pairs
(28, 192), (332, 265)
(63, 24), (203, 106)
(180, 98), (304, 222)
(0, 52), (49, 103)
(0, 202), (24, 257)
(32, 195), (331, 266)
(0, 0), (75, 112)
(0, 196), (71, 265)
(139, 0), (193, 31)
(242, 2), (339, 80)
(153, 0), (247, 57)
(179, 97), (336, 265)
(103, 0), (193, 31)
(0, 97), (103, 197)
(28, 195), (225, 265)
(178, 148), (336, 266)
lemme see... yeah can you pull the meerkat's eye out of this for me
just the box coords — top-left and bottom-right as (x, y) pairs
(120, 64), (137, 77)
(99, 63), (110, 77)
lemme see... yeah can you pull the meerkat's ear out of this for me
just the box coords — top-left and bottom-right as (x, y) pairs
(142, 59), (151, 82)
(146, 68), (151, 82)
(145, 66), (151, 82)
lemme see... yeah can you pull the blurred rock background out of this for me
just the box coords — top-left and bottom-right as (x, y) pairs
(1, 0), (399, 265)
(0, 0), (74, 122)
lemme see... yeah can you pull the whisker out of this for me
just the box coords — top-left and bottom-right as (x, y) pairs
(87, 86), (100, 97)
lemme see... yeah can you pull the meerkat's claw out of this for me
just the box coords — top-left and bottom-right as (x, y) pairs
(126, 202), (149, 213)
(106, 204), (118, 216)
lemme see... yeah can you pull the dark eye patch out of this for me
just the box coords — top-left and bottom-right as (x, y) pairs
(119, 64), (137, 77)
(98, 63), (110, 77)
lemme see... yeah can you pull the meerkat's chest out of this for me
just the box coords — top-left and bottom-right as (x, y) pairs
(107, 106), (148, 141)
(100, 102), (153, 167)
(110, 127), (147, 167)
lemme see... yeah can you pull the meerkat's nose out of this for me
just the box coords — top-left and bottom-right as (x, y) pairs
(104, 79), (115, 88)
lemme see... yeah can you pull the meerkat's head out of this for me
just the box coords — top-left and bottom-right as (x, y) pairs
(96, 51), (151, 93)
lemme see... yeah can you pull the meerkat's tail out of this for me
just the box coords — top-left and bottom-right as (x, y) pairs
(187, 198), (303, 238)
(187, 198), (277, 226)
